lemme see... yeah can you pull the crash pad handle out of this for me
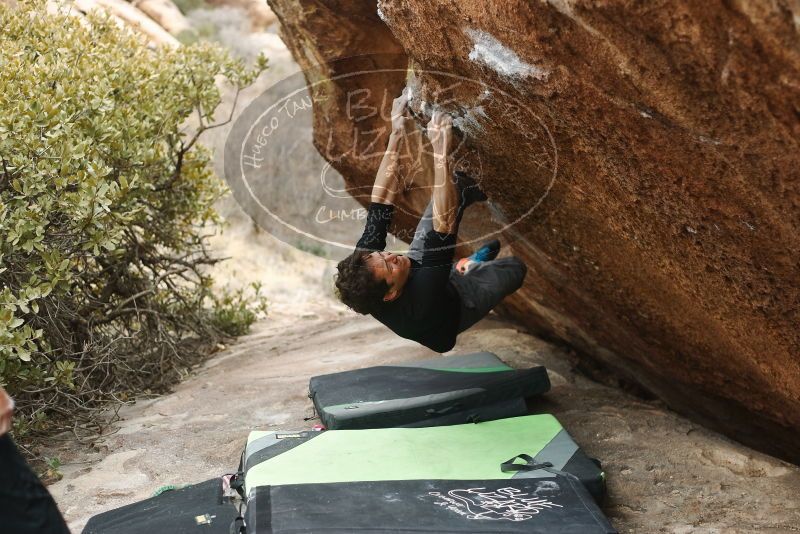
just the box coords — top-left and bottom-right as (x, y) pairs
(500, 453), (553, 473)
(425, 403), (463, 416)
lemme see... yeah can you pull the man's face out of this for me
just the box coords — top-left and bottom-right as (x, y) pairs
(364, 251), (412, 302)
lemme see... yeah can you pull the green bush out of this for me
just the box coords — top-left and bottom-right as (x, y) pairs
(172, 0), (210, 15)
(210, 283), (269, 337)
(0, 1), (267, 442)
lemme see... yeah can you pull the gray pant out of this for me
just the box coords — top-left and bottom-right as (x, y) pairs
(406, 201), (528, 333)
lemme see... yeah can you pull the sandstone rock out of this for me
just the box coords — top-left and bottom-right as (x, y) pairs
(8, 0), (178, 42)
(204, 0), (277, 31)
(131, 0), (190, 36)
(268, 0), (800, 463)
(73, 0), (179, 46)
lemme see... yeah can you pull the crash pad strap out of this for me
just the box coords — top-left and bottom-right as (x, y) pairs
(500, 453), (554, 473)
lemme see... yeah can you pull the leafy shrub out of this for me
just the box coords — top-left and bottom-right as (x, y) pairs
(0, 1), (267, 443)
(210, 283), (268, 337)
(172, 0), (210, 15)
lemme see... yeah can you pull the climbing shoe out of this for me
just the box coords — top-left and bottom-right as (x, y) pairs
(456, 239), (501, 274)
(453, 170), (488, 207)
(470, 238), (501, 262)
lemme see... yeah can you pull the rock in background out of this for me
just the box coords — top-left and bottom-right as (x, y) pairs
(267, 0), (800, 463)
(203, 0), (276, 31)
(72, 0), (180, 46)
(130, 0), (190, 35)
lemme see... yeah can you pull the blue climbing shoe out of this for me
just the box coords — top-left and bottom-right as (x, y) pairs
(470, 239), (501, 262)
(456, 239), (501, 274)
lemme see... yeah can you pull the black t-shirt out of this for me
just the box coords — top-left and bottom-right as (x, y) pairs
(355, 203), (461, 353)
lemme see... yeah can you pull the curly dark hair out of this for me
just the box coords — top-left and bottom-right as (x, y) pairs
(334, 251), (389, 315)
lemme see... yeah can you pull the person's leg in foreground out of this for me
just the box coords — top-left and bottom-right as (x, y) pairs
(0, 386), (71, 534)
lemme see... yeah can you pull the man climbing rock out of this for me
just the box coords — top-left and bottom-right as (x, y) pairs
(334, 91), (527, 353)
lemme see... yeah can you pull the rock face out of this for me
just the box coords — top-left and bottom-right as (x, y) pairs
(268, 0), (800, 462)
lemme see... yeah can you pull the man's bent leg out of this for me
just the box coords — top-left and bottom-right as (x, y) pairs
(451, 256), (527, 332)
(406, 173), (481, 263)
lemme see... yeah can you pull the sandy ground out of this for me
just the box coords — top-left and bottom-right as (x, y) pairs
(42, 229), (800, 533)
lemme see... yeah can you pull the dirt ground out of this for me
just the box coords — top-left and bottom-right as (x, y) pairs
(44, 239), (800, 533)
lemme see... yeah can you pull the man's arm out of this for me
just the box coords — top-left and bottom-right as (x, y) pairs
(370, 129), (404, 205)
(370, 89), (412, 204)
(427, 111), (458, 235)
(355, 91), (411, 252)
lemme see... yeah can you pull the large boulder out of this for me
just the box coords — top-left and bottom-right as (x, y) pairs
(268, 0), (800, 463)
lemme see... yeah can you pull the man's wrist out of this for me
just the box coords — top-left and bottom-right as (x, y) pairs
(388, 128), (405, 144)
(371, 196), (396, 206)
(371, 189), (397, 205)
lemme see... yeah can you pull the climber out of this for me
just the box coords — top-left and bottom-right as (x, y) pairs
(334, 90), (527, 353)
